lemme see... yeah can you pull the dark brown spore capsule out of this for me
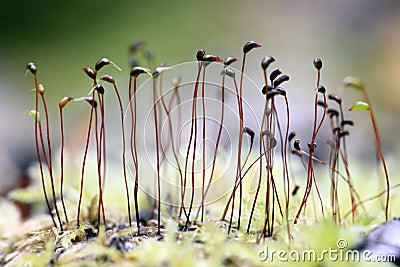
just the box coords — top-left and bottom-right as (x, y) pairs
(267, 88), (286, 100)
(341, 120), (354, 127)
(261, 85), (273, 95)
(270, 68), (283, 84)
(26, 62), (37, 75)
(196, 49), (205, 61)
(83, 67), (97, 80)
(261, 56), (275, 70)
(292, 185), (300, 196)
(273, 74), (290, 88)
(100, 75), (115, 84)
(307, 143), (317, 152)
(85, 97), (97, 108)
(243, 41), (262, 53)
(93, 84), (105, 94)
(317, 85), (326, 94)
(328, 94), (342, 105)
(224, 57), (237, 66)
(294, 139), (301, 151)
(288, 131), (297, 142)
(243, 127), (255, 142)
(203, 54), (223, 62)
(95, 58), (111, 72)
(313, 58), (323, 70)
(339, 131), (350, 138)
(317, 100), (326, 108)
(327, 108), (339, 118)
(130, 67), (149, 77)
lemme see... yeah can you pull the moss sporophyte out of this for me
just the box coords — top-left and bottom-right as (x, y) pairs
(13, 40), (396, 266)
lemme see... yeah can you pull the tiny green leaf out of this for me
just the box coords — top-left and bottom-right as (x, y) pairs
(28, 110), (41, 123)
(343, 76), (364, 90)
(349, 101), (370, 111)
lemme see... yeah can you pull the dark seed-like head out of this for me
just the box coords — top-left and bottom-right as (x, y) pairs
(307, 143), (317, 152)
(224, 57), (237, 66)
(341, 120), (354, 127)
(316, 85), (326, 94)
(95, 58), (121, 72)
(273, 74), (290, 88)
(292, 185), (300, 196)
(85, 97), (97, 108)
(130, 67), (151, 78)
(317, 100), (326, 108)
(333, 127), (341, 134)
(294, 139), (301, 151)
(243, 127), (255, 142)
(261, 85), (273, 95)
(243, 41), (261, 53)
(92, 84), (105, 94)
(339, 131), (350, 138)
(327, 108), (339, 118)
(313, 58), (323, 70)
(100, 75), (115, 84)
(203, 54), (223, 63)
(26, 62), (37, 75)
(196, 49), (205, 61)
(328, 94), (342, 105)
(270, 68), (283, 84)
(83, 67), (97, 80)
(261, 56), (275, 70)
(267, 88), (286, 99)
(288, 131), (297, 142)
(59, 96), (74, 109)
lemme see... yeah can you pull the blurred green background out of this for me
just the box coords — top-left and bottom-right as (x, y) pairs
(1, 0), (400, 195)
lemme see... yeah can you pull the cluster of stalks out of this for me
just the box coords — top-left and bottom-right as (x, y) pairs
(25, 40), (391, 238)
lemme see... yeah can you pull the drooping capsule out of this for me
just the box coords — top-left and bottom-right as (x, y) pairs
(26, 62), (37, 75)
(59, 96), (74, 109)
(261, 56), (275, 70)
(100, 75), (115, 84)
(243, 41), (261, 53)
(224, 57), (237, 66)
(83, 67), (97, 80)
(313, 58), (323, 70)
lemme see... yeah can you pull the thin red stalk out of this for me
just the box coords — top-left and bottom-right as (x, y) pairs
(227, 77), (243, 234)
(201, 66), (207, 222)
(59, 108), (69, 223)
(363, 91), (390, 221)
(40, 94), (63, 229)
(128, 77), (139, 226)
(77, 93), (95, 226)
(247, 70), (269, 233)
(100, 94), (107, 195)
(133, 78), (140, 231)
(152, 76), (162, 234)
(112, 83), (132, 228)
(33, 75), (56, 227)
(94, 103), (106, 225)
(184, 63), (202, 229)
(196, 72), (225, 221)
